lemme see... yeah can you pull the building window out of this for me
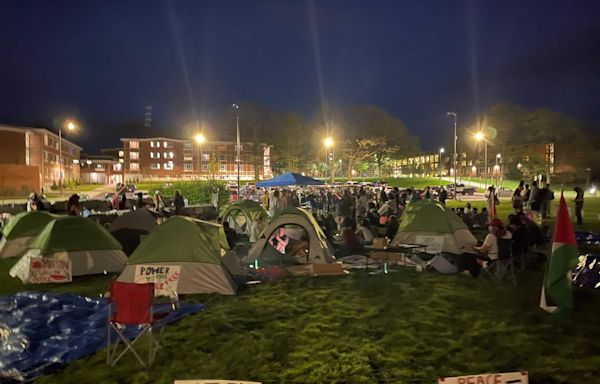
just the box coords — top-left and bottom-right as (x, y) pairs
(113, 163), (122, 172)
(96, 164), (105, 169)
(217, 145), (226, 151)
(150, 141), (156, 148)
(219, 164), (226, 171)
(201, 154), (210, 161)
(218, 154), (226, 161)
(150, 163), (161, 170)
(44, 151), (57, 163)
(150, 152), (161, 159)
(163, 141), (173, 148)
(164, 162), (174, 170)
(202, 164), (208, 171)
(130, 163), (139, 171)
(118, 150), (124, 157)
(163, 152), (174, 159)
(130, 151), (139, 160)
(184, 156), (193, 161)
(184, 164), (193, 171)
(184, 143), (192, 150)
(130, 141), (139, 149)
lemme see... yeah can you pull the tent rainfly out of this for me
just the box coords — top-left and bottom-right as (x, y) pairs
(10, 216), (127, 281)
(0, 211), (58, 259)
(117, 216), (238, 295)
(109, 209), (159, 255)
(245, 207), (336, 266)
(221, 200), (268, 236)
(391, 200), (477, 254)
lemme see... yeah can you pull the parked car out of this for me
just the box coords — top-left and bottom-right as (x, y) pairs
(446, 183), (476, 196)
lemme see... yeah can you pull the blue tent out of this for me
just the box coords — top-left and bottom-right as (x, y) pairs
(256, 172), (324, 187)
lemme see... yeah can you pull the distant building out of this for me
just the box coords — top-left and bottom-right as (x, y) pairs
(120, 137), (272, 182)
(0, 124), (81, 192)
(79, 154), (123, 185)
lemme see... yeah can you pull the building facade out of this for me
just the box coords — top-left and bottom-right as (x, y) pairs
(120, 137), (272, 182)
(0, 125), (81, 191)
(79, 154), (123, 185)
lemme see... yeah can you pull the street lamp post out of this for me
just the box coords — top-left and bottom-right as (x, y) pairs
(59, 121), (77, 197)
(446, 112), (458, 199)
(474, 132), (488, 189)
(324, 137), (334, 184)
(232, 104), (241, 199)
(195, 133), (205, 180)
(438, 147), (445, 182)
(495, 153), (502, 189)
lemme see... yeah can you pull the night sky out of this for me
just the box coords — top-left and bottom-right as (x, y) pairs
(1, 0), (599, 152)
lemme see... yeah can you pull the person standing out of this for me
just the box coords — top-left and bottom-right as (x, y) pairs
(546, 184), (555, 217)
(173, 190), (185, 215)
(438, 187), (447, 205)
(574, 187), (584, 225)
(211, 187), (219, 209)
(269, 190), (281, 217)
(153, 191), (165, 215)
(486, 186), (499, 219)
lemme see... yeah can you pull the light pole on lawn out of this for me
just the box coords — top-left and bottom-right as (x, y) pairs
(195, 133), (205, 180)
(59, 120), (78, 197)
(446, 112), (458, 199)
(438, 147), (445, 182)
(495, 153), (502, 189)
(232, 104), (241, 199)
(474, 131), (488, 189)
(324, 137), (334, 184)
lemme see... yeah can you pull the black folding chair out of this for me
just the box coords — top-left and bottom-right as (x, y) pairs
(484, 238), (516, 285)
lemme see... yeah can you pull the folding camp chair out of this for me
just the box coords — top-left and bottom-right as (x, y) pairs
(106, 281), (174, 368)
(483, 238), (516, 285)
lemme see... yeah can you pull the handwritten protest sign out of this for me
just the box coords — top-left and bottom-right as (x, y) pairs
(27, 258), (72, 284)
(134, 265), (181, 296)
(439, 371), (528, 384)
(415, 235), (445, 254)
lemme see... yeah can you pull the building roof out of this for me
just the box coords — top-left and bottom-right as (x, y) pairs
(0, 124), (83, 150)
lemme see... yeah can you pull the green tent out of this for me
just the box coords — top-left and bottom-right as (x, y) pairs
(391, 200), (477, 254)
(10, 216), (127, 281)
(246, 207), (336, 266)
(221, 200), (268, 236)
(0, 211), (58, 259)
(117, 216), (237, 295)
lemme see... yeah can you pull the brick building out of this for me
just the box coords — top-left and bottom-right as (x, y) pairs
(120, 137), (272, 182)
(0, 125), (81, 192)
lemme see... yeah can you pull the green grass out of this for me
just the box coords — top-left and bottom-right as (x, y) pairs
(3, 189), (600, 384)
(0, 264), (594, 384)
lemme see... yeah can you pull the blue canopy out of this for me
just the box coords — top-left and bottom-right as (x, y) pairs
(256, 172), (324, 187)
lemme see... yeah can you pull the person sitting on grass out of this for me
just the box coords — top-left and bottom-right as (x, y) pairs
(385, 215), (399, 240)
(223, 221), (238, 249)
(339, 216), (360, 251)
(355, 218), (375, 245)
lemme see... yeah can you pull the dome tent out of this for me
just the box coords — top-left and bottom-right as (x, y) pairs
(109, 209), (159, 255)
(0, 211), (58, 259)
(221, 200), (268, 236)
(117, 216), (238, 295)
(245, 207), (336, 266)
(391, 200), (477, 254)
(10, 216), (127, 281)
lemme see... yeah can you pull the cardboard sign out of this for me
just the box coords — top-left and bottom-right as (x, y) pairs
(439, 371), (528, 384)
(415, 235), (445, 254)
(28, 258), (72, 284)
(174, 381), (262, 384)
(134, 265), (181, 296)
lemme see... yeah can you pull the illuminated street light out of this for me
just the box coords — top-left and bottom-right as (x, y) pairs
(473, 131), (488, 188)
(324, 137), (334, 148)
(323, 137), (334, 183)
(195, 133), (206, 180)
(59, 120), (79, 196)
(438, 147), (445, 181)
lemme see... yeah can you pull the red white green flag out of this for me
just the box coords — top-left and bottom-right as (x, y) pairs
(539, 193), (579, 314)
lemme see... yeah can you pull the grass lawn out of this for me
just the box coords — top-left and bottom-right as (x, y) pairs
(2, 194), (599, 383)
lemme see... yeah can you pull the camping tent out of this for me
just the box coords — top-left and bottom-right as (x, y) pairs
(245, 207), (335, 266)
(10, 216), (127, 281)
(391, 200), (477, 254)
(256, 172), (324, 188)
(117, 216), (238, 295)
(221, 200), (268, 236)
(0, 211), (58, 259)
(109, 209), (159, 255)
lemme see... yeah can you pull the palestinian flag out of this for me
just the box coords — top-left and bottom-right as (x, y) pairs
(540, 193), (578, 314)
